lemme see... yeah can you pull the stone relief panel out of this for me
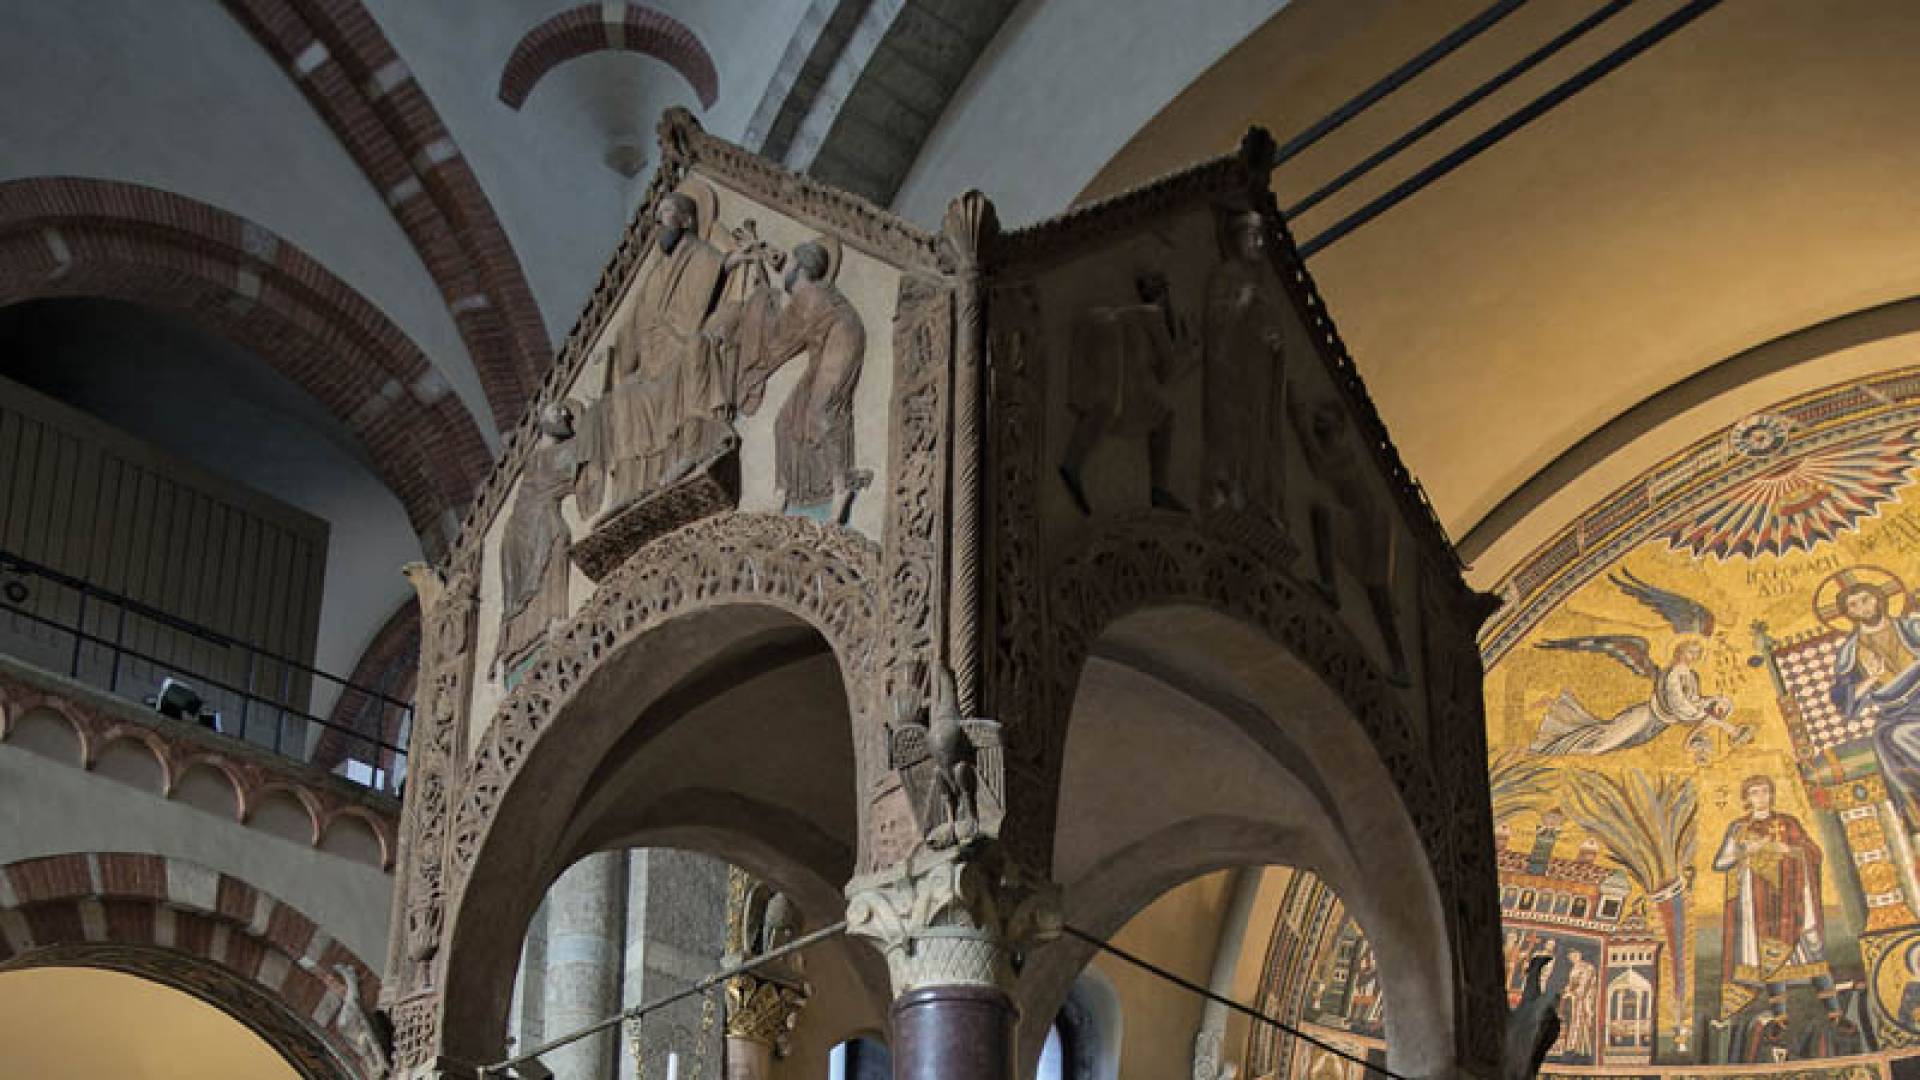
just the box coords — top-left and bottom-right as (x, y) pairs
(461, 162), (903, 739)
(1002, 195), (1425, 716)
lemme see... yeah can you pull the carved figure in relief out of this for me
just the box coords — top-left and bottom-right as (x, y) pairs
(1203, 209), (1289, 520)
(887, 666), (1004, 849)
(578, 190), (734, 524)
(1059, 272), (1199, 516)
(333, 963), (392, 1078)
(493, 402), (582, 679)
(1712, 775), (1850, 1034)
(1826, 568), (1920, 829)
(1289, 394), (1410, 684)
(1532, 572), (1749, 759)
(729, 237), (872, 522)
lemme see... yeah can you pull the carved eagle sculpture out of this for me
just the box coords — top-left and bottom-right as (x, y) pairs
(1504, 955), (1561, 1080)
(888, 667), (1005, 850)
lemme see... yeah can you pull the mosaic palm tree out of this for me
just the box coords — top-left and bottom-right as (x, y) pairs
(1489, 749), (1557, 824)
(1564, 769), (1700, 1051)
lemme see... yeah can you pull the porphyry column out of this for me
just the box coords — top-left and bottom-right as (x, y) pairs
(846, 846), (1057, 1080)
(545, 851), (628, 1080)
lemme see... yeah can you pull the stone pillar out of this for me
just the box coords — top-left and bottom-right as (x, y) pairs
(621, 849), (730, 1080)
(846, 846), (1058, 1080)
(545, 851), (628, 1080)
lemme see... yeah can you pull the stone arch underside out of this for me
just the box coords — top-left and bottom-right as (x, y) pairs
(0, 852), (385, 1080)
(497, 3), (719, 110)
(219, 0), (552, 430)
(434, 512), (886, 1064)
(0, 176), (491, 557)
(1035, 513), (1467, 1075)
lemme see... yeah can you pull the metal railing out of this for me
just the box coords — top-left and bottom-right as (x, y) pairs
(0, 548), (410, 795)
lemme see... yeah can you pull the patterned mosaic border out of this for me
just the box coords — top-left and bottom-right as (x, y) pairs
(1483, 364), (1920, 666)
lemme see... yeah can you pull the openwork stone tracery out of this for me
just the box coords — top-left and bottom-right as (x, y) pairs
(390, 109), (1502, 1080)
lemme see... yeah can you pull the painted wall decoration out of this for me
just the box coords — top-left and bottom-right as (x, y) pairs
(1482, 368), (1920, 1079)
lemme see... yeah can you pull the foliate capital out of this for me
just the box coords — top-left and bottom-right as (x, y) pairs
(843, 844), (1060, 995)
(723, 971), (810, 1055)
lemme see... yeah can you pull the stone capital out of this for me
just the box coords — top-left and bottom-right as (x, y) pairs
(843, 844), (1059, 996)
(723, 970), (810, 1054)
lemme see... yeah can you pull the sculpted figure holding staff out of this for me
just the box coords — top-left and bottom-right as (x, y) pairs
(578, 191), (735, 523)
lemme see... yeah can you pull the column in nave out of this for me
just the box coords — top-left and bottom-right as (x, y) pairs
(545, 851), (628, 1080)
(621, 849), (730, 1080)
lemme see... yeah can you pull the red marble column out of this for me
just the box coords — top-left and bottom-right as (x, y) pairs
(891, 985), (1018, 1080)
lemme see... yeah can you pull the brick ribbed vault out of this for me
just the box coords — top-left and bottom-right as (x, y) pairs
(498, 3), (719, 110)
(222, 0), (552, 431)
(0, 177), (492, 558)
(0, 853), (385, 1080)
(318, 598), (420, 775)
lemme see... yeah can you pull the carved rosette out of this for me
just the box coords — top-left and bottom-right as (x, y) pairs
(844, 845), (1059, 996)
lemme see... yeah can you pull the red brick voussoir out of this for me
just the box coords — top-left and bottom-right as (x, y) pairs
(0, 177), (492, 559)
(498, 3), (719, 110)
(0, 852), (385, 1080)
(222, 0), (553, 432)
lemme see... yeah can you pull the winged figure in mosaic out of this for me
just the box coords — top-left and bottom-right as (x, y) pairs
(1530, 573), (1749, 758)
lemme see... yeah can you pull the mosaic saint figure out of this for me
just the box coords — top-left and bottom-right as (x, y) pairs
(1203, 209), (1289, 519)
(1828, 577), (1920, 828)
(1712, 775), (1849, 1034)
(580, 191), (732, 522)
(493, 402), (580, 678)
(1554, 950), (1598, 1060)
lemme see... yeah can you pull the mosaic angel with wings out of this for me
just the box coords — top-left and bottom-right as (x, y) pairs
(1529, 570), (1751, 760)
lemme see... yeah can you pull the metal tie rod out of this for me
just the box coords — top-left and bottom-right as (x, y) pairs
(1062, 925), (1410, 1080)
(1299, 0), (1724, 258)
(1287, 0), (1640, 218)
(482, 919), (849, 1078)
(1274, 0), (1529, 166)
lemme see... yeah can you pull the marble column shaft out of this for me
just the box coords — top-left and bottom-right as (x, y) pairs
(545, 851), (628, 1080)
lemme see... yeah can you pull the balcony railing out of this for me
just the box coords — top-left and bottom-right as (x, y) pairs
(0, 548), (409, 795)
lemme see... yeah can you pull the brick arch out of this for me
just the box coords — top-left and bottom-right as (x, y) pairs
(0, 176), (491, 558)
(498, 4), (719, 110)
(317, 598), (420, 777)
(0, 853), (384, 1080)
(221, 0), (551, 430)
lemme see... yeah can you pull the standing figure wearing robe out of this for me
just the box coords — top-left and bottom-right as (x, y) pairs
(1204, 210), (1289, 519)
(1059, 273), (1197, 515)
(1713, 775), (1846, 1032)
(582, 191), (730, 521)
(756, 242), (865, 519)
(1829, 581), (1920, 831)
(494, 403), (579, 678)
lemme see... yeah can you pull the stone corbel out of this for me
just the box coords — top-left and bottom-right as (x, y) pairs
(844, 843), (1060, 996)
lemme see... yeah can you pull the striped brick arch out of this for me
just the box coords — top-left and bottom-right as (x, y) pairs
(221, 0), (552, 431)
(0, 177), (492, 558)
(0, 853), (384, 1080)
(498, 3), (719, 110)
(318, 598), (420, 776)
